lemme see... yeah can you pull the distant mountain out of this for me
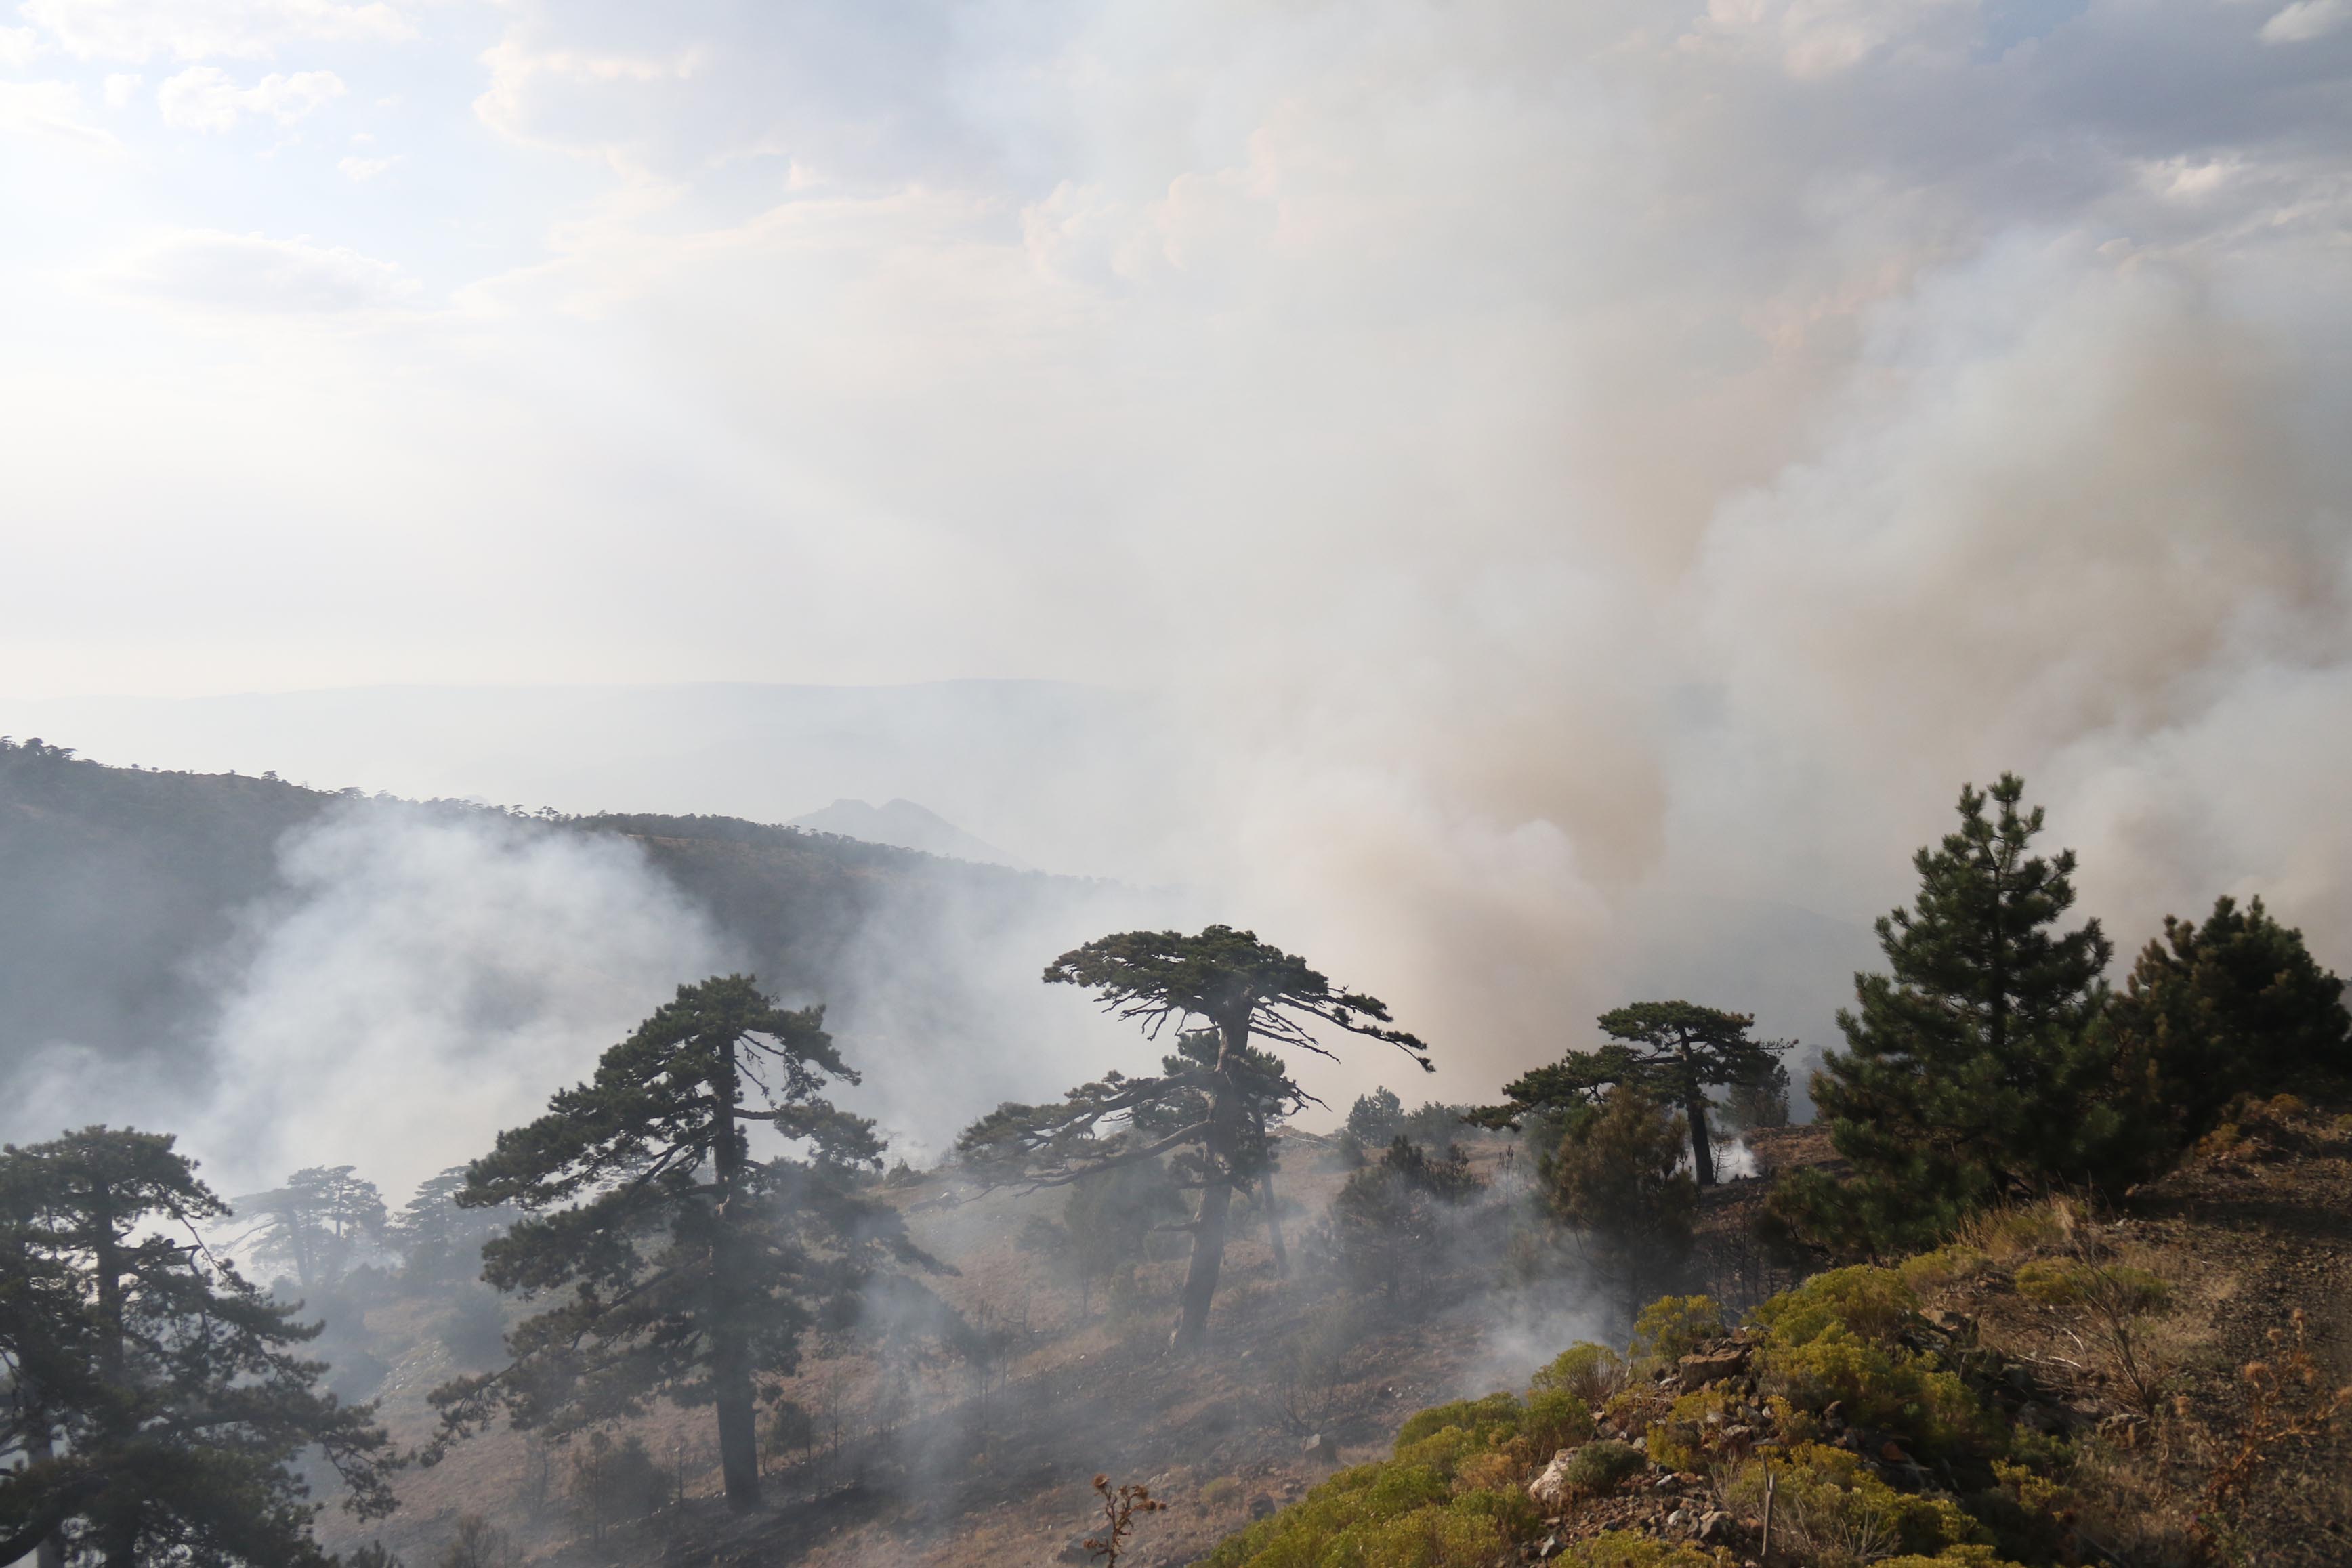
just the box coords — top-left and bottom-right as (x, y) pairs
(0, 738), (1181, 1183)
(0, 681), (1175, 880)
(789, 797), (1022, 867)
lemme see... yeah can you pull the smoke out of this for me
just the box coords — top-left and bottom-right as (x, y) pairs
(3, 0), (2349, 1120)
(187, 803), (734, 1198)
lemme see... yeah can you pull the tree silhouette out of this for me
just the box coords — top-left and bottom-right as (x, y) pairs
(233, 1165), (386, 1291)
(1779, 775), (2119, 1253)
(959, 925), (1431, 1351)
(427, 976), (931, 1509)
(0, 1128), (396, 1567)
(1479, 1003), (1790, 1185)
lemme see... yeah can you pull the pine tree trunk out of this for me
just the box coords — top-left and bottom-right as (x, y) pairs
(1170, 1174), (1232, 1352)
(1261, 1156), (1290, 1280)
(1685, 1086), (1717, 1187)
(1171, 1010), (1250, 1351)
(27, 1422), (62, 1568)
(709, 1049), (763, 1510)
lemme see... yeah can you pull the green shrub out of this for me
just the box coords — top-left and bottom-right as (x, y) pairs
(1323, 1498), (1512, 1568)
(1726, 1446), (1991, 1567)
(1394, 1392), (1521, 1452)
(2013, 1258), (2168, 1315)
(1751, 1265), (1918, 1349)
(1519, 1388), (1594, 1455)
(1562, 1439), (1647, 1495)
(1558, 1535), (1731, 1567)
(1630, 1295), (1726, 1365)
(1760, 1324), (1990, 1454)
(1394, 1426), (1495, 1479)
(1198, 1461), (1456, 1568)
(1530, 1342), (1626, 1408)
(1898, 1244), (1990, 1294)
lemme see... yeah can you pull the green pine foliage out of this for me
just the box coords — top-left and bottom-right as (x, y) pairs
(1547, 1086), (1698, 1325)
(1779, 776), (2124, 1255)
(1477, 1002), (1790, 1185)
(425, 975), (930, 1510)
(2105, 894), (2352, 1151)
(0, 1127), (398, 1567)
(958, 925), (1431, 1351)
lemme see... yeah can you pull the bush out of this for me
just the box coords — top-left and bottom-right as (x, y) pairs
(1198, 1460), (1455, 1568)
(1395, 1393), (1521, 1452)
(1750, 1267), (1992, 1456)
(2013, 1258), (2167, 1315)
(1561, 1439), (1647, 1495)
(1725, 1445), (1995, 1567)
(1519, 1388), (1594, 1455)
(1751, 1265), (1918, 1348)
(1559, 1536), (1731, 1568)
(1630, 1295), (1725, 1365)
(1529, 1342), (1626, 1407)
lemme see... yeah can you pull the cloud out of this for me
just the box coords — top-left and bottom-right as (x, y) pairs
(156, 65), (344, 131)
(2260, 0), (2351, 43)
(115, 228), (417, 312)
(337, 152), (396, 180)
(20, 0), (413, 63)
(0, 79), (117, 146)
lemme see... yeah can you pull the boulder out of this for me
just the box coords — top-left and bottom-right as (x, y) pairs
(1527, 1449), (1580, 1512)
(1675, 1345), (1751, 1391)
(1302, 1433), (1338, 1464)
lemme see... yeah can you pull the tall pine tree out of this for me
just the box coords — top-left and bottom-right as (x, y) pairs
(2106, 894), (2352, 1154)
(1477, 1002), (1790, 1185)
(0, 1128), (397, 1568)
(1779, 775), (2121, 1254)
(427, 976), (929, 1510)
(958, 926), (1431, 1351)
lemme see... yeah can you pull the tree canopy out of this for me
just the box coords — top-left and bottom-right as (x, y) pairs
(232, 1166), (386, 1292)
(960, 925), (1431, 1350)
(1776, 776), (2124, 1254)
(2107, 894), (2352, 1152)
(427, 975), (930, 1509)
(0, 1127), (397, 1568)
(1476, 1001), (1790, 1185)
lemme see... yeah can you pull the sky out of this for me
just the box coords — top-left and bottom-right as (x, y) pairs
(4, 0), (2351, 1133)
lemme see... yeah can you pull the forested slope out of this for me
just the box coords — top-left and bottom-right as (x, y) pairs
(0, 737), (1118, 1119)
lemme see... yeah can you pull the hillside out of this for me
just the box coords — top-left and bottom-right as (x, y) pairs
(0, 737), (1154, 1162)
(297, 1105), (2352, 1568)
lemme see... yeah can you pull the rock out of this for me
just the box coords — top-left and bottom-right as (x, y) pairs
(1667, 1510), (1689, 1529)
(1302, 1433), (1338, 1464)
(1527, 1449), (1580, 1512)
(1247, 1493), (1277, 1520)
(1537, 1535), (1562, 1560)
(1058, 1534), (1099, 1563)
(1698, 1510), (1733, 1542)
(1677, 1346), (1752, 1390)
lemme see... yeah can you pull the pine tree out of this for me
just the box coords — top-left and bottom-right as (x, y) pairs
(1782, 775), (2120, 1254)
(1479, 1004), (1790, 1185)
(233, 1166), (387, 1292)
(425, 975), (930, 1510)
(1546, 1086), (1697, 1330)
(388, 1168), (518, 1288)
(0, 1127), (397, 1568)
(957, 925), (1431, 1351)
(2107, 895), (2352, 1151)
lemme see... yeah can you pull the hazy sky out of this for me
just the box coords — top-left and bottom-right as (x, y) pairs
(5, 0), (2351, 1090)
